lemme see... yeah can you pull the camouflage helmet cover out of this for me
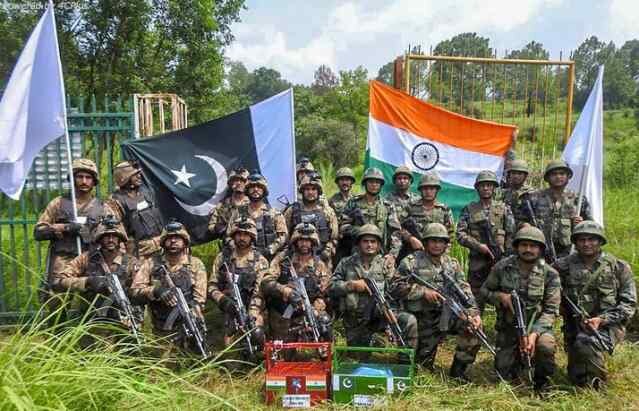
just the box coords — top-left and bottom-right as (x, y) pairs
(335, 167), (355, 183)
(356, 223), (383, 242)
(513, 225), (546, 248)
(245, 172), (269, 196)
(423, 223), (449, 242)
(508, 159), (529, 174)
(474, 170), (499, 188)
(418, 172), (441, 189)
(361, 167), (385, 186)
(229, 216), (257, 240)
(298, 175), (323, 194)
(393, 165), (413, 182)
(290, 222), (320, 246)
(544, 159), (573, 181)
(72, 158), (99, 183)
(571, 220), (607, 245)
(93, 215), (128, 242)
(159, 220), (191, 246)
(113, 161), (141, 188)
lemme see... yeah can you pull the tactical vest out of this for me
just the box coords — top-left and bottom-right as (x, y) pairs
(533, 189), (581, 249)
(269, 256), (322, 315)
(353, 196), (389, 232)
(467, 202), (506, 248)
(149, 255), (194, 325)
(111, 187), (163, 242)
(404, 253), (456, 314)
(407, 202), (449, 238)
(84, 250), (130, 320)
(52, 196), (105, 255)
(291, 203), (331, 245)
(222, 250), (259, 306)
(252, 206), (276, 253)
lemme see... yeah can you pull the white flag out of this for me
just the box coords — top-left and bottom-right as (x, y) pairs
(0, 1), (67, 200)
(562, 66), (604, 225)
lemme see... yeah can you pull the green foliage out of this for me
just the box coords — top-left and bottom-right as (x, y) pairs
(296, 116), (360, 167)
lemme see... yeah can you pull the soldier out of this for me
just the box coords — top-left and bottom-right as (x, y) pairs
(391, 223), (481, 378)
(261, 223), (332, 342)
(207, 168), (249, 240)
(523, 159), (592, 260)
(401, 172), (455, 248)
(53, 216), (141, 339)
(457, 170), (515, 310)
(296, 157), (315, 185)
(481, 226), (561, 390)
(227, 172), (288, 261)
(329, 224), (417, 351)
(108, 161), (164, 257)
(34, 158), (112, 323)
(499, 159), (534, 228)
(130, 221), (208, 353)
(553, 221), (637, 388)
(208, 217), (268, 354)
(384, 166), (420, 218)
(329, 167), (356, 267)
(284, 175), (339, 270)
(340, 167), (402, 268)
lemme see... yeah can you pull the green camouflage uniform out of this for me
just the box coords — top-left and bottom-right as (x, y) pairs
(340, 195), (402, 257)
(523, 188), (592, 259)
(501, 186), (534, 228)
(480, 255), (561, 383)
(329, 251), (417, 349)
(401, 199), (455, 241)
(553, 252), (637, 386)
(456, 200), (515, 308)
(384, 190), (420, 221)
(328, 192), (351, 218)
(392, 252), (480, 368)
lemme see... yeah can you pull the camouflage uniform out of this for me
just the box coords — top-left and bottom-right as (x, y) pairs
(402, 199), (455, 242)
(329, 247), (417, 349)
(481, 254), (561, 384)
(392, 250), (480, 370)
(107, 161), (164, 257)
(330, 167), (356, 268)
(553, 222), (637, 387)
(384, 166), (420, 221)
(522, 160), (592, 259)
(501, 185), (534, 227)
(207, 168), (250, 240)
(456, 173), (515, 308)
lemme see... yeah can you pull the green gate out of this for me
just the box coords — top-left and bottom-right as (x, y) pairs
(0, 96), (135, 325)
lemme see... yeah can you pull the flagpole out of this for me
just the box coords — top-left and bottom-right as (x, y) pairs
(49, 0), (82, 256)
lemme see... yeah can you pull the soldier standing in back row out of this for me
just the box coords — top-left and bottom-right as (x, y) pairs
(340, 167), (403, 268)
(498, 159), (534, 228)
(481, 226), (561, 391)
(457, 170), (515, 311)
(384, 166), (420, 220)
(284, 175), (339, 270)
(34, 159), (112, 323)
(108, 161), (164, 258)
(553, 221), (636, 389)
(227, 172), (288, 261)
(329, 167), (356, 267)
(207, 168), (249, 240)
(522, 160), (592, 261)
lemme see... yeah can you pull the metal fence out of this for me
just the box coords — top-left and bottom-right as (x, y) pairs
(0, 96), (135, 324)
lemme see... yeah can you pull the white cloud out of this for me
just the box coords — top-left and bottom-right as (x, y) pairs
(229, 0), (565, 84)
(608, 0), (639, 46)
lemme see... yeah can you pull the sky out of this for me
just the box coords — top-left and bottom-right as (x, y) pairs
(226, 0), (639, 85)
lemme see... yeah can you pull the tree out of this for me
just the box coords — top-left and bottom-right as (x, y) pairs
(312, 65), (338, 94)
(244, 66), (291, 103)
(296, 116), (360, 167)
(376, 61), (394, 85)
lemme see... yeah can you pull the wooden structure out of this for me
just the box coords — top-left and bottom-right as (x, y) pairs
(133, 93), (188, 138)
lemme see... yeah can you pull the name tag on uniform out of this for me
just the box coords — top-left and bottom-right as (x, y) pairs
(76, 216), (87, 224)
(137, 200), (149, 211)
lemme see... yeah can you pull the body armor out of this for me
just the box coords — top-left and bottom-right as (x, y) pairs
(149, 255), (194, 326)
(111, 187), (164, 241)
(52, 196), (104, 255)
(291, 203), (331, 246)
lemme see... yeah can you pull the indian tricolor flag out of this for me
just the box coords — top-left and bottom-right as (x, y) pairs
(366, 80), (516, 217)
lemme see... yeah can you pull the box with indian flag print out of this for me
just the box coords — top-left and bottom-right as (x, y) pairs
(264, 341), (332, 408)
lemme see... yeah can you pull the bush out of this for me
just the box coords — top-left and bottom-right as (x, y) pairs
(295, 116), (362, 168)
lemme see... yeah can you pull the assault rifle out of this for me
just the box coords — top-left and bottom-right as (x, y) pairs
(283, 259), (322, 342)
(563, 294), (614, 355)
(481, 210), (502, 262)
(511, 290), (534, 383)
(98, 258), (141, 344)
(524, 199), (557, 263)
(222, 263), (256, 356)
(362, 276), (407, 347)
(160, 266), (210, 358)
(409, 272), (496, 356)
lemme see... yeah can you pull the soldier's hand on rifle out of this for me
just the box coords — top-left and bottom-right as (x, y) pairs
(65, 222), (83, 235)
(584, 316), (603, 332)
(383, 254), (396, 269)
(408, 236), (424, 251)
(571, 216), (584, 226)
(86, 276), (109, 294)
(313, 298), (326, 312)
(422, 288), (444, 304)
(496, 292), (514, 313)
(138, 238), (160, 255)
(478, 244), (495, 260)
(282, 286), (302, 305)
(348, 279), (371, 295)
(219, 295), (238, 315)
(466, 314), (482, 334)
(153, 286), (177, 307)
(523, 332), (538, 356)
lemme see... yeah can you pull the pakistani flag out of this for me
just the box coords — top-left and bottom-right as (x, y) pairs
(121, 89), (296, 244)
(366, 81), (515, 217)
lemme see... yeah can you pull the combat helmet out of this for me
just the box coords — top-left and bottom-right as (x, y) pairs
(229, 216), (257, 240)
(93, 215), (128, 242)
(418, 172), (441, 189)
(298, 174), (323, 195)
(543, 159), (573, 182)
(356, 223), (383, 242)
(571, 220), (607, 245)
(393, 165), (413, 182)
(113, 161), (141, 188)
(72, 158), (99, 183)
(361, 167), (385, 186)
(423, 223), (449, 242)
(474, 170), (499, 188)
(228, 167), (249, 183)
(513, 225), (546, 249)
(334, 167), (355, 183)
(508, 159), (529, 175)
(159, 220), (191, 246)
(290, 222), (320, 247)
(245, 172), (269, 196)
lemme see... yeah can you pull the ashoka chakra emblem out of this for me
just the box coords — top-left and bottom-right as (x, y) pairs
(411, 142), (439, 171)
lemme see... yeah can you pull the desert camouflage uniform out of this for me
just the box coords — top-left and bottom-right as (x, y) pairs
(554, 252), (637, 386)
(262, 252), (332, 341)
(481, 255), (561, 384)
(284, 202), (339, 270)
(227, 204), (288, 261)
(208, 196), (250, 240)
(329, 251), (417, 349)
(392, 251), (480, 368)
(456, 200), (515, 308)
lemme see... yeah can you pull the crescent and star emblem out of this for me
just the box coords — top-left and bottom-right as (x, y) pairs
(169, 155), (228, 216)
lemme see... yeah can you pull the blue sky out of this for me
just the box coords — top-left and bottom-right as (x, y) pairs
(227, 0), (639, 84)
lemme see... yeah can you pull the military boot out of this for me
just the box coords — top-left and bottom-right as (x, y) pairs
(449, 357), (470, 382)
